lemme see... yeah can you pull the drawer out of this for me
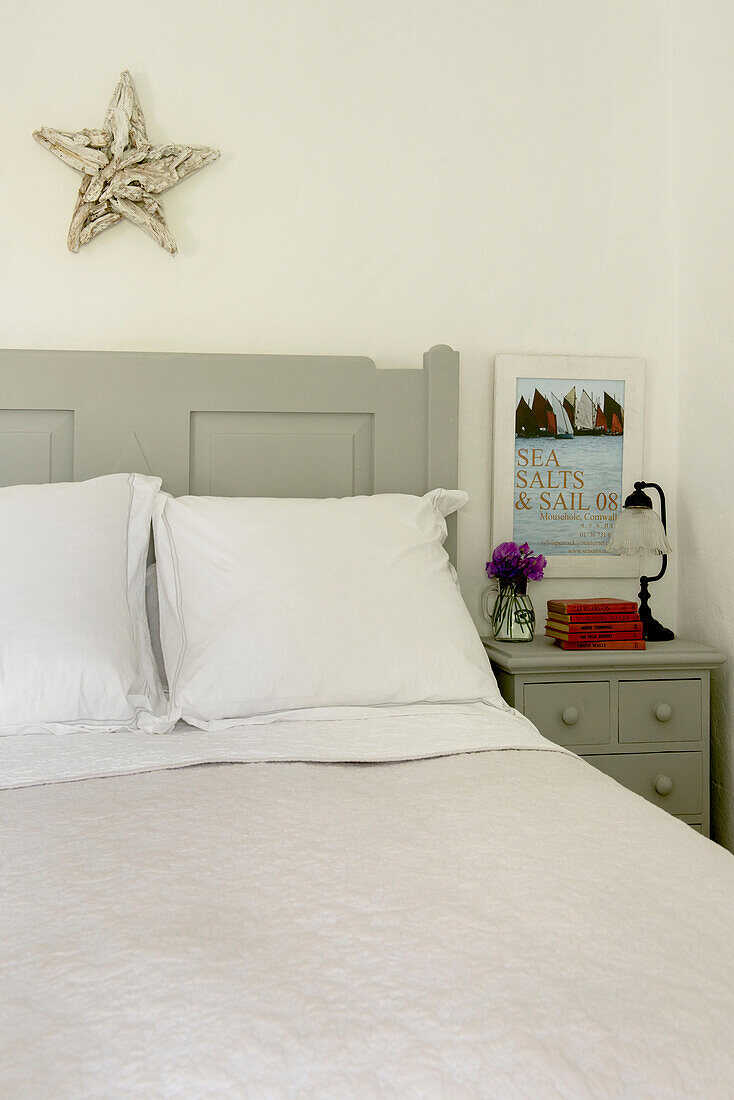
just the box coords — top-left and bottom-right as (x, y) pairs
(619, 679), (702, 744)
(524, 681), (610, 746)
(588, 751), (702, 816)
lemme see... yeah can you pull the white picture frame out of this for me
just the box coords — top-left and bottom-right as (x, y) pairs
(491, 354), (645, 578)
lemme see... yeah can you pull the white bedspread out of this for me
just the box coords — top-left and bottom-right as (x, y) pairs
(2, 707), (734, 1098)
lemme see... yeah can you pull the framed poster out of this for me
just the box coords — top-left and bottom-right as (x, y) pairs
(492, 354), (645, 577)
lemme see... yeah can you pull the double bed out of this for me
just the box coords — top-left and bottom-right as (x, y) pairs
(2, 346), (733, 1098)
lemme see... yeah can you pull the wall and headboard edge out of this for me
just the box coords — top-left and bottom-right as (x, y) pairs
(0, 344), (460, 561)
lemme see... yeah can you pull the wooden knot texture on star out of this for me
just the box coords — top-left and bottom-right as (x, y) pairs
(33, 71), (220, 254)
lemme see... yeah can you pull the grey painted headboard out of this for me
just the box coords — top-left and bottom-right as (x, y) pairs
(0, 344), (460, 560)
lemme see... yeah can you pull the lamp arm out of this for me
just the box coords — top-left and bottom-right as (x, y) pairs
(636, 480), (667, 585)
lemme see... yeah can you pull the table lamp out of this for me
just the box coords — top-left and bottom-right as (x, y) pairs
(606, 480), (674, 641)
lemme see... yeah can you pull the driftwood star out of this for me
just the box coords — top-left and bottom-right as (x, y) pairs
(33, 71), (220, 254)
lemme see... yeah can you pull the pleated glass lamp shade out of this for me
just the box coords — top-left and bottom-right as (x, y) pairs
(607, 506), (672, 556)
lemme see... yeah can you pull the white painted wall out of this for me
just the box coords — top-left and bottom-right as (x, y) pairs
(673, 0), (734, 848)
(0, 0), (677, 628)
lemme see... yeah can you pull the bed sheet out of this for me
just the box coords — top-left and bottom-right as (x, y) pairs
(0, 702), (552, 790)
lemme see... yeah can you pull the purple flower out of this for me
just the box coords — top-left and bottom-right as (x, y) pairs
(521, 553), (547, 581)
(486, 542), (521, 581)
(486, 541), (546, 584)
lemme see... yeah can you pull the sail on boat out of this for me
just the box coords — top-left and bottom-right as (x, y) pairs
(515, 395), (539, 436)
(603, 392), (624, 435)
(550, 394), (574, 438)
(531, 389), (554, 434)
(574, 388), (596, 433)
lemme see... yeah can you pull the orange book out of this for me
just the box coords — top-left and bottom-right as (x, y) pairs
(546, 620), (643, 638)
(547, 598), (638, 615)
(547, 611), (640, 626)
(547, 628), (643, 643)
(553, 638), (646, 651)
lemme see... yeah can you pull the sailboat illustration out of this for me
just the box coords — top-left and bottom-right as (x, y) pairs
(515, 395), (538, 437)
(531, 388), (555, 435)
(550, 394), (574, 438)
(515, 385), (624, 439)
(569, 388), (598, 434)
(604, 392), (624, 435)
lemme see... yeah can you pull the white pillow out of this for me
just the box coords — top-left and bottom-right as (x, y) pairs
(152, 489), (501, 728)
(0, 473), (169, 735)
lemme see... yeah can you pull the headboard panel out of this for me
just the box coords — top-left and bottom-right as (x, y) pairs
(0, 344), (460, 559)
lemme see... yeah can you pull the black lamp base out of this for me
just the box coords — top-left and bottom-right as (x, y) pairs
(638, 576), (675, 642)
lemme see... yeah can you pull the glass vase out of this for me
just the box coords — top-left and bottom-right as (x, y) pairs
(483, 582), (535, 643)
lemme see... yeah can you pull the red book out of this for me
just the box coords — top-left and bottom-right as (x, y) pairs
(547, 598), (638, 615)
(546, 619), (643, 636)
(553, 638), (646, 651)
(547, 611), (640, 625)
(547, 628), (643, 643)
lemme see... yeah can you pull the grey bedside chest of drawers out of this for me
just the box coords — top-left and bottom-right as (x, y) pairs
(482, 635), (725, 836)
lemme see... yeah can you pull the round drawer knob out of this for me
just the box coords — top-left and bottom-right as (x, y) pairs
(654, 774), (674, 796)
(655, 703), (673, 723)
(561, 706), (580, 726)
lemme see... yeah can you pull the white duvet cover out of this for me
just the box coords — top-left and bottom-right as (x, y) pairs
(3, 706), (734, 1099)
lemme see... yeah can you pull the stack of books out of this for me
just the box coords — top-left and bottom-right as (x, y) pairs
(546, 598), (646, 650)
